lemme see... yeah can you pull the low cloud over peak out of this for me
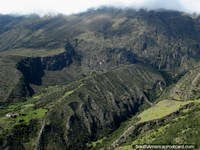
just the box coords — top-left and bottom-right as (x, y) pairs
(0, 0), (200, 16)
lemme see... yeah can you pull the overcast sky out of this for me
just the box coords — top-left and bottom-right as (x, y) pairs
(0, 0), (200, 16)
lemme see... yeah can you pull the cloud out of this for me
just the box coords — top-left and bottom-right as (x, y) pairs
(0, 0), (200, 16)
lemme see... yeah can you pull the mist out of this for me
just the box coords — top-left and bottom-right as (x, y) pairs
(0, 0), (200, 16)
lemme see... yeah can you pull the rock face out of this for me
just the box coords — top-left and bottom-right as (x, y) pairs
(0, 64), (165, 150)
(0, 56), (22, 103)
(1, 10), (200, 71)
(74, 10), (200, 71)
(41, 42), (75, 70)
(5, 42), (76, 103)
(34, 64), (165, 150)
(16, 57), (44, 85)
(169, 66), (200, 100)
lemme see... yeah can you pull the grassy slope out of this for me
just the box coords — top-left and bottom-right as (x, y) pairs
(169, 65), (200, 100)
(91, 99), (199, 149)
(0, 95), (47, 132)
(137, 100), (194, 123)
(114, 99), (200, 150)
(0, 85), (61, 149)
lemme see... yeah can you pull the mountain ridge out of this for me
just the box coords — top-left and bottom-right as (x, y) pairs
(0, 8), (200, 149)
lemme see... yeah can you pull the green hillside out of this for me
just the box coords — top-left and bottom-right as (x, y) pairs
(116, 101), (200, 150)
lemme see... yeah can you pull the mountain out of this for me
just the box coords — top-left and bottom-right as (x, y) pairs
(0, 8), (200, 149)
(1, 9), (200, 71)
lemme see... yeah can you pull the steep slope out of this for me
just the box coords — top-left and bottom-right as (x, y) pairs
(0, 41), (77, 104)
(169, 65), (200, 100)
(0, 8), (200, 150)
(0, 56), (22, 104)
(0, 64), (165, 150)
(110, 101), (200, 150)
(0, 9), (200, 72)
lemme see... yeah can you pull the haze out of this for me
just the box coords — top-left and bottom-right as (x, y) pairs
(0, 0), (200, 15)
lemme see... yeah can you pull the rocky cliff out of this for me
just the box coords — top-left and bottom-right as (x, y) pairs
(35, 64), (165, 150)
(0, 10), (200, 71)
(2, 42), (76, 104)
(0, 64), (165, 150)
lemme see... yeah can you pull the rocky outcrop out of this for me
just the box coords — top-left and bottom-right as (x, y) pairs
(169, 66), (200, 100)
(7, 78), (35, 103)
(7, 42), (76, 102)
(41, 42), (75, 70)
(1, 10), (200, 71)
(34, 64), (165, 150)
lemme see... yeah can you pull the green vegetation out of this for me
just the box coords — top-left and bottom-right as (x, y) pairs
(169, 66), (200, 100)
(133, 124), (170, 144)
(14, 108), (47, 124)
(0, 106), (47, 130)
(90, 116), (139, 149)
(62, 84), (84, 98)
(1, 8), (200, 150)
(113, 100), (200, 149)
(118, 103), (200, 149)
(0, 93), (48, 137)
(91, 137), (107, 148)
(137, 100), (192, 123)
